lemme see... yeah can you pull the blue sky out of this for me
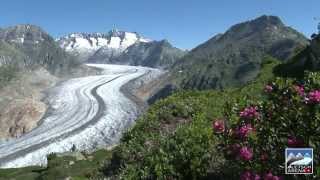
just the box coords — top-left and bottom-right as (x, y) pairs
(0, 0), (319, 49)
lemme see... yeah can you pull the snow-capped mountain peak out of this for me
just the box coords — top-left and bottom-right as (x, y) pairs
(57, 30), (152, 62)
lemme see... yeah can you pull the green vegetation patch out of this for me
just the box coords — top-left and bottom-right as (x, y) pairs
(0, 149), (111, 180)
(101, 57), (279, 179)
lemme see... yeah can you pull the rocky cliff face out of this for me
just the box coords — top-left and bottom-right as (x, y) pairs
(170, 15), (308, 90)
(0, 68), (58, 140)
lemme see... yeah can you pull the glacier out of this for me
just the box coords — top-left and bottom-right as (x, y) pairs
(0, 64), (161, 168)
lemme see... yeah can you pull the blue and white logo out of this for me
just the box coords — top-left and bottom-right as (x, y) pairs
(285, 148), (313, 174)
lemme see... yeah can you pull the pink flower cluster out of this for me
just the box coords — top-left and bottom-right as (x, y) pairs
(240, 171), (261, 180)
(264, 85), (273, 93)
(293, 85), (304, 96)
(263, 172), (282, 180)
(228, 145), (253, 161)
(236, 124), (254, 139)
(305, 90), (320, 104)
(212, 119), (225, 133)
(239, 146), (253, 161)
(240, 106), (259, 119)
(292, 85), (320, 104)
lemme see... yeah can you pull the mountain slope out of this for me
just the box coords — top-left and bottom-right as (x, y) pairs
(274, 33), (320, 77)
(0, 25), (86, 140)
(0, 40), (26, 68)
(170, 15), (308, 90)
(0, 24), (77, 74)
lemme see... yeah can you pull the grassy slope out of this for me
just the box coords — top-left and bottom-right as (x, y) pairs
(0, 57), (278, 179)
(109, 57), (278, 179)
(0, 150), (110, 180)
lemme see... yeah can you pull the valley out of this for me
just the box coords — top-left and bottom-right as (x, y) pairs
(0, 11), (319, 179)
(0, 64), (162, 168)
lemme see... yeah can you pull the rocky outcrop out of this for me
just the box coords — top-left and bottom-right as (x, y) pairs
(0, 99), (46, 139)
(0, 68), (57, 140)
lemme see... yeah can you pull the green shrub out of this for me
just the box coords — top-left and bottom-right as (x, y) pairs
(101, 57), (279, 179)
(213, 72), (320, 179)
(118, 113), (223, 179)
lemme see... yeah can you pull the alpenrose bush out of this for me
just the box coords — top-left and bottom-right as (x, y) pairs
(213, 72), (320, 180)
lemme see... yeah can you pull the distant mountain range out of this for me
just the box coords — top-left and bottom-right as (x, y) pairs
(57, 31), (151, 62)
(0, 15), (313, 93)
(57, 30), (185, 69)
(0, 24), (185, 77)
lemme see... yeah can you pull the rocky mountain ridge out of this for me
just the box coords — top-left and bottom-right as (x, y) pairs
(58, 30), (185, 69)
(0, 24), (77, 74)
(169, 15), (309, 90)
(57, 30), (151, 63)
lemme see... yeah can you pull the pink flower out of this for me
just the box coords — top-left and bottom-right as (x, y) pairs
(240, 171), (261, 180)
(212, 120), (225, 133)
(253, 174), (261, 180)
(287, 136), (304, 147)
(293, 85), (304, 96)
(264, 85), (273, 93)
(306, 90), (320, 104)
(239, 146), (253, 161)
(263, 172), (282, 180)
(240, 106), (259, 119)
(264, 172), (273, 180)
(272, 176), (281, 180)
(241, 170), (252, 180)
(236, 124), (254, 139)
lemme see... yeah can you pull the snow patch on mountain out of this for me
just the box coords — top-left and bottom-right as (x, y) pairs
(57, 30), (152, 62)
